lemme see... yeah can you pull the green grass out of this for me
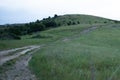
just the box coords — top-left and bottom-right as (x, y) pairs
(0, 14), (115, 50)
(1, 22), (120, 80)
(0, 14), (119, 80)
(29, 24), (120, 80)
(0, 24), (95, 50)
(54, 14), (114, 25)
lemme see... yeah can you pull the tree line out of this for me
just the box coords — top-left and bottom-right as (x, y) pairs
(0, 15), (59, 40)
(1, 14), (118, 40)
(0, 14), (81, 40)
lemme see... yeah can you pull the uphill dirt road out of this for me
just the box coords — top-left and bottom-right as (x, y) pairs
(62, 26), (97, 42)
(0, 45), (41, 80)
(0, 26), (99, 80)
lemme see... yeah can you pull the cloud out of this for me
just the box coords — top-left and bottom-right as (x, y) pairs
(0, 0), (120, 24)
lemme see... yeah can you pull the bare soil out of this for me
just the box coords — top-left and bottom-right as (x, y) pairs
(0, 45), (40, 80)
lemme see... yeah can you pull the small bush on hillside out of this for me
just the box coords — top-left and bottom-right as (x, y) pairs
(67, 21), (72, 25)
(77, 21), (80, 24)
(54, 14), (58, 18)
(0, 33), (21, 40)
(72, 22), (76, 25)
(31, 34), (52, 39)
(104, 21), (107, 23)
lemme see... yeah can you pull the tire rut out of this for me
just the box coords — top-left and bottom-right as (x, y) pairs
(0, 45), (40, 80)
(62, 26), (98, 42)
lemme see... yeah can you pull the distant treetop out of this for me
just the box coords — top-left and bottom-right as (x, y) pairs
(54, 14), (58, 18)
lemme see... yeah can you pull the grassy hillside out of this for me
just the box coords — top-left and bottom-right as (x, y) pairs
(29, 24), (120, 80)
(0, 14), (117, 50)
(54, 14), (115, 25)
(0, 14), (117, 40)
(0, 14), (120, 80)
(0, 24), (96, 50)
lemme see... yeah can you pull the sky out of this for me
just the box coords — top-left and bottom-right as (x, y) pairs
(0, 0), (120, 24)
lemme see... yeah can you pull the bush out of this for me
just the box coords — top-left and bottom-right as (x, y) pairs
(31, 34), (52, 39)
(0, 33), (21, 40)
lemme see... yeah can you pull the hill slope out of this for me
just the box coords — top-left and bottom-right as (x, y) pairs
(30, 24), (120, 80)
(53, 14), (115, 25)
(0, 14), (116, 40)
(0, 14), (120, 80)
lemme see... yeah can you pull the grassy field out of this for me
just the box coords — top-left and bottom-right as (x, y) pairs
(0, 24), (95, 50)
(54, 14), (114, 25)
(29, 24), (120, 80)
(0, 14), (115, 50)
(0, 14), (120, 80)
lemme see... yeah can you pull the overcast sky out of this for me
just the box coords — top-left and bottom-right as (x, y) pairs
(0, 0), (120, 24)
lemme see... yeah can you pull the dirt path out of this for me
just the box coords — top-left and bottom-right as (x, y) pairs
(0, 46), (32, 56)
(0, 45), (40, 80)
(0, 26), (99, 80)
(62, 26), (98, 80)
(63, 26), (97, 42)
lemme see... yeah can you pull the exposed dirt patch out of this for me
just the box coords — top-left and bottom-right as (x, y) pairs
(62, 26), (97, 42)
(0, 45), (40, 80)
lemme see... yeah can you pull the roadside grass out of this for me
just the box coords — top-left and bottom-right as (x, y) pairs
(0, 24), (96, 50)
(0, 38), (51, 51)
(29, 24), (120, 80)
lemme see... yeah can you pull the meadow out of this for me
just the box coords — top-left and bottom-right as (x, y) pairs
(29, 24), (120, 80)
(0, 24), (94, 50)
(0, 14), (120, 80)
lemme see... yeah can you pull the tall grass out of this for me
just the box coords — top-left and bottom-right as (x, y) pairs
(30, 24), (120, 80)
(0, 24), (94, 50)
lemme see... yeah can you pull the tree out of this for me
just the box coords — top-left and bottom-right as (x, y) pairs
(104, 21), (107, 23)
(77, 21), (80, 24)
(72, 22), (76, 25)
(41, 18), (57, 28)
(54, 14), (58, 18)
(36, 20), (40, 23)
(67, 21), (72, 25)
(48, 16), (51, 19)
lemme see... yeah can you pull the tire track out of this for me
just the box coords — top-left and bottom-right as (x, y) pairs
(0, 45), (41, 80)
